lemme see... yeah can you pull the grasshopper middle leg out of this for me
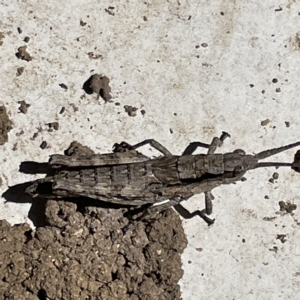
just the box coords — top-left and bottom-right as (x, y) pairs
(181, 131), (230, 219)
(182, 131), (230, 155)
(114, 139), (172, 156)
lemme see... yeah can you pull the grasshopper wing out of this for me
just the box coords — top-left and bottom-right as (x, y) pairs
(49, 151), (150, 168)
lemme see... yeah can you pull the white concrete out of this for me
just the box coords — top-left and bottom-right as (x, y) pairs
(1, 0), (300, 298)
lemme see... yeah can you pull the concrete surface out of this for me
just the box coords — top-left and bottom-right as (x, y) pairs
(1, 0), (300, 299)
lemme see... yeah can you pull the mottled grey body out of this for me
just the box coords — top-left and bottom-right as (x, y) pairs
(26, 135), (300, 224)
(35, 154), (227, 205)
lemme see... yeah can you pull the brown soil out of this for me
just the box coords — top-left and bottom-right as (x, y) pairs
(124, 105), (138, 117)
(15, 45), (33, 62)
(0, 199), (187, 300)
(83, 74), (112, 102)
(0, 105), (13, 145)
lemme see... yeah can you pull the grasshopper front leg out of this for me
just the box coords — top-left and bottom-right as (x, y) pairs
(207, 131), (231, 154)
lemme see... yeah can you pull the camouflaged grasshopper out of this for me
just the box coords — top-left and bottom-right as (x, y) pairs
(26, 132), (300, 224)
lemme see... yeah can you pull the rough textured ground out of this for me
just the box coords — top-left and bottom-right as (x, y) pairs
(0, 202), (187, 300)
(3, 1), (300, 299)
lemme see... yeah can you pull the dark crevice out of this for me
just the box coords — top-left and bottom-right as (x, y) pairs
(37, 288), (47, 300)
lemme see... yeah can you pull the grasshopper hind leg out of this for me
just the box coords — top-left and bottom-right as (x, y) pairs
(129, 196), (215, 226)
(130, 198), (183, 222)
(173, 204), (215, 225)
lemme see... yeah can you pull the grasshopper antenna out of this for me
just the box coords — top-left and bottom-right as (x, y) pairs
(255, 141), (300, 160)
(256, 162), (292, 168)
(255, 149), (300, 172)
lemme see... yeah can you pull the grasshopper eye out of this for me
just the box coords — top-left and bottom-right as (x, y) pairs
(233, 149), (246, 155)
(233, 165), (244, 176)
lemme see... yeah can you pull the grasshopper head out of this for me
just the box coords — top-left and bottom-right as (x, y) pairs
(224, 150), (258, 174)
(223, 141), (300, 174)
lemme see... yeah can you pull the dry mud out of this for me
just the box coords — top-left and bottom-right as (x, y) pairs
(0, 200), (187, 300)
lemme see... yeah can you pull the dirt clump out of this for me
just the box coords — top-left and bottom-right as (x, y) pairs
(16, 45), (33, 61)
(0, 200), (187, 299)
(0, 105), (13, 145)
(124, 105), (138, 117)
(63, 141), (95, 157)
(16, 67), (24, 76)
(18, 101), (31, 114)
(0, 32), (4, 46)
(83, 74), (112, 102)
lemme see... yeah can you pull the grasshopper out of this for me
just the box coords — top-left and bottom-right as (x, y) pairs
(26, 132), (300, 224)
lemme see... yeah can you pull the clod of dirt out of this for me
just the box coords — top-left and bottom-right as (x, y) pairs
(124, 105), (138, 117)
(289, 31), (300, 51)
(105, 7), (115, 16)
(47, 122), (59, 131)
(87, 52), (103, 59)
(0, 105), (13, 145)
(82, 74), (112, 102)
(0, 32), (4, 46)
(18, 101), (30, 114)
(16, 67), (24, 76)
(261, 119), (270, 126)
(64, 141), (95, 157)
(278, 201), (297, 213)
(16, 129), (24, 136)
(59, 107), (65, 114)
(0, 200), (187, 300)
(59, 83), (68, 90)
(269, 246), (278, 253)
(285, 121), (290, 127)
(15, 45), (32, 61)
(80, 19), (87, 26)
(40, 141), (47, 150)
(276, 234), (287, 243)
